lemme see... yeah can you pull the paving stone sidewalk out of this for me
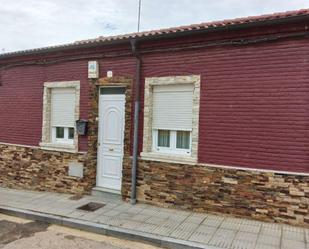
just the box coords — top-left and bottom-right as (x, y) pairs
(0, 188), (307, 249)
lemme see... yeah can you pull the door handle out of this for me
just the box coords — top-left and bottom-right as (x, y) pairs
(109, 148), (114, 151)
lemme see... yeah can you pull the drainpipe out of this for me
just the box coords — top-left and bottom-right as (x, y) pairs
(130, 39), (141, 205)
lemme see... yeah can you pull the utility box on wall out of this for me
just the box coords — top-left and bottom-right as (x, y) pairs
(88, 61), (99, 79)
(68, 162), (84, 178)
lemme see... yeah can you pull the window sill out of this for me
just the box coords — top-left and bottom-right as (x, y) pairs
(39, 142), (78, 154)
(140, 151), (197, 165)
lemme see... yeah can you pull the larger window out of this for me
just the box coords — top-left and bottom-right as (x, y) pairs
(40, 81), (80, 153)
(141, 75), (200, 164)
(152, 84), (194, 155)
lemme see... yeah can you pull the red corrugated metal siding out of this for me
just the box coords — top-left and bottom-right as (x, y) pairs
(0, 61), (89, 151)
(0, 56), (135, 151)
(138, 38), (309, 173)
(197, 41), (309, 172)
(0, 23), (308, 173)
(0, 66), (45, 147)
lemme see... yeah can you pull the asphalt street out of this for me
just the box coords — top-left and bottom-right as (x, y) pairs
(0, 214), (160, 249)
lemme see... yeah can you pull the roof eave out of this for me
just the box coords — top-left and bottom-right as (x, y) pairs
(0, 13), (309, 60)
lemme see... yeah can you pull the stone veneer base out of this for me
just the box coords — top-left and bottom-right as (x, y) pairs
(1, 142), (308, 227)
(122, 159), (309, 227)
(0, 143), (96, 194)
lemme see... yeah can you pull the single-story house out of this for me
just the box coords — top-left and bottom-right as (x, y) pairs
(0, 9), (308, 226)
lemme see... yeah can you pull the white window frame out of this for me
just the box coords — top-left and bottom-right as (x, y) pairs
(52, 127), (74, 145)
(141, 75), (200, 164)
(40, 81), (80, 153)
(152, 130), (191, 155)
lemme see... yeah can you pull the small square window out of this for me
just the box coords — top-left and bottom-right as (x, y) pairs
(158, 130), (170, 147)
(176, 131), (190, 149)
(68, 128), (74, 139)
(56, 127), (64, 139)
(53, 127), (74, 144)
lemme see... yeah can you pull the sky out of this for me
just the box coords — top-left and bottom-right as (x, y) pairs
(1, 0), (309, 54)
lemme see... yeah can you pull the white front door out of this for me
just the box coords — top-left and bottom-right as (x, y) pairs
(97, 93), (125, 191)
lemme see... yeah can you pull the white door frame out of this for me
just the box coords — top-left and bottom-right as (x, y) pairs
(97, 87), (126, 193)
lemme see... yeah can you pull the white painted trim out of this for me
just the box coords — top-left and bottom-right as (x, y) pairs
(0, 142), (86, 154)
(51, 127), (74, 145)
(152, 130), (191, 155)
(0, 142), (40, 149)
(198, 163), (309, 176)
(136, 155), (309, 176)
(39, 142), (77, 154)
(140, 152), (197, 165)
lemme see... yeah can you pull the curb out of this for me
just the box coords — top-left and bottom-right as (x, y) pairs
(0, 205), (219, 249)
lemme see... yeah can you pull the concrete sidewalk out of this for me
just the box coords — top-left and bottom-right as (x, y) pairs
(0, 188), (307, 249)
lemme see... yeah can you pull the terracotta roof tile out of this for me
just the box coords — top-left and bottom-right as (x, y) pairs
(71, 8), (309, 45)
(1, 8), (309, 58)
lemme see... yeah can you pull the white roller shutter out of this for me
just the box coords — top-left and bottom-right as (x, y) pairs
(152, 84), (194, 131)
(51, 88), (76, 127)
